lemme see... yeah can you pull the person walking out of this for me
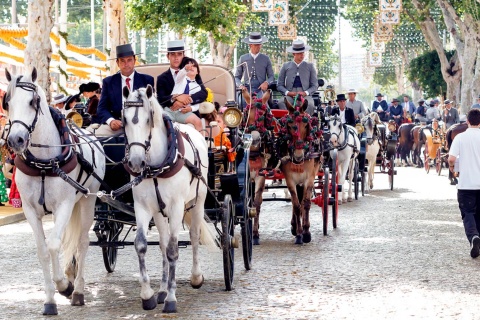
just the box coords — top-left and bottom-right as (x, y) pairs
(448, 108), (480, 257)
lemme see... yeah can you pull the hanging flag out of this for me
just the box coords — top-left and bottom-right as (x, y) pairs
(379, 0), (402, 11)
(380, 10), (401, 24)
(374, 16), (394, 40)
(368, 51), (382, 67)
(252, 0), (274, 12)
(371, 36), (386, 52)
(278, 21), (297, 40)
(268, 0), (289, 26)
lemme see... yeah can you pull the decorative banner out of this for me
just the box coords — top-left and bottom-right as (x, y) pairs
(278, 22), (297, 40)
(374, 16), (394, 40)
(379, 0), (402, 11)
(371, 36), (386, 52)
(268, 0), (289, 26)
(252, 0), (273, 12)
(380, 10), (401, 24)
(368, 51), (382, 67)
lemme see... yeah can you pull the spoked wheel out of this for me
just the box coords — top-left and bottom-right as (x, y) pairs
(331, 149), (339, 229)
(424, 145), (430, 173)
(102, 221), (123, 273)
(322, 167), (329, 236)
(388, 155), (395, 191)
(435, 149), (442, 176)
(353, 160), (359, 200)
(241, 172), (253, 271)
(222, 195), (235, 291)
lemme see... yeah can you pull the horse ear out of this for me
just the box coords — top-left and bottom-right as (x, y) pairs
(5, 69), (11, 82)
(261, 90), (271, 106)
(123, 86), (130, 99)
(31, 67), (37, 83)
(146, 84), (153, 99)
(242, 89), (251, 105)
(285, 97), (294, 113)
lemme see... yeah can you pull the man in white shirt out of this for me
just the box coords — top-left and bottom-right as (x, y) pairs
(448, 108), (480, 258)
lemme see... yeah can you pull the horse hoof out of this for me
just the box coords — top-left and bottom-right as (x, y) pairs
(290, 225), (296, 236)
(162, 300), (177, 313)
(43, 303), (58, 315)
(142, 295), (157, 310)
(295, 235), (303, 245)
(59, 281), (74, 298)
(347, 197), (353, 202)
(157, 292), (167, 304)
(302, 232), (311, 243)
(71, 293), (84, 306)
(338, 200), (342, 205)
(253, 235), (260, 246)
(190, 275), (204, 289)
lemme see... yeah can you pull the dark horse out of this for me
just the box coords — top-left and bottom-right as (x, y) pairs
(411, 124), (426, 168)
(397, 123), (415, 166)
(445, 122), (468, 184)
(277, 95), (322, 245)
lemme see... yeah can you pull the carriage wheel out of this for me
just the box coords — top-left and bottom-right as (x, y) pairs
(361, 169), (366, 197)
(435, 149), (442, 176)
(322, 167), (329, 236)
(389, 155), (395, 191)
(424, 145), (430, 173)
(353, 160), (359, 200)
(222, 195), (235, 291)
(241, 171), (253, 271)
(331, 149), (339, 228)
(102, 221), (123, 273)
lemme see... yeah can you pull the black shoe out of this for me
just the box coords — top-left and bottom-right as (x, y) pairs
(471, 236), (480, 258)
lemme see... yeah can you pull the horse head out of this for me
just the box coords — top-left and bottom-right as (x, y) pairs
(4, 68), (45, 154)
(242, 90), (273, 153)
(328, 114), (344, 147)
(362, 113), (379, 145)
(122, 84), (156, 173)
(279, 95), (320, 163)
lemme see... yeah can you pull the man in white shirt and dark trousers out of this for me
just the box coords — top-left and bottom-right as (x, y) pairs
(448, 109), (480, 258)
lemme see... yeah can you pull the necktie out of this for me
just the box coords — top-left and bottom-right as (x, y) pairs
(175, 70), (179, 75)
(184, 80), (191, 94)
(126, 77), (131, 90)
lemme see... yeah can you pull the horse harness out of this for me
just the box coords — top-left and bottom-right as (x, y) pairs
(330, 118), (359, 154)
(5, 80), (105, 214)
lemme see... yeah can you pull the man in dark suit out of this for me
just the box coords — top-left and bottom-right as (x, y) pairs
(90, 43), (154, 135)
(156, 40), (207, 113)
(331, 93), (355, 127)
(389, 98), (403, 126)
(372, 93), (389, 122)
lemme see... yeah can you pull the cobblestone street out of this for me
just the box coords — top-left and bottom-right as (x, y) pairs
(0, 166), (477, 319)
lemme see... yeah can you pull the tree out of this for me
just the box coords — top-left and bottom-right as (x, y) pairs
(24, 0), (54, 101)
(408, 50), (455, 98)
(104, 0), (128, 73)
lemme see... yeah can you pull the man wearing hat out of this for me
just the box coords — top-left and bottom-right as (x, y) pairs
(415, 99), (427, 123)
(235, 32), (274, 100)
(51, 94), (68, 109)
(372, 93), (389, 122)
(277, 39), (318, 115)
(81, 82), (101, 123)
(156, 39), (208, 114)
(426, 99), (441, 123)
(92, 43), (154, 135)
(471, 94), (480, 109)
(331, 94), (355, 127)
(389, 98), (403, 126)
(346, 89), (367, 120)
(443, 99), (459, 129)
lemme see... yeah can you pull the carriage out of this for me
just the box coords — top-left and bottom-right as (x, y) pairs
(422, 119), (445, 174)
(88, 64), (255, 292)
(376, 121), (397, 190)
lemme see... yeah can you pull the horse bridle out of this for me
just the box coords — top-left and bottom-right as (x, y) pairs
(5, 79), (42, 149)
(123, 99), (154, 155)
(329, 116), (343, 145)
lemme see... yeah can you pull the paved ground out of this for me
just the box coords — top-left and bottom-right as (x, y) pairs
(0, 166), (477, 320)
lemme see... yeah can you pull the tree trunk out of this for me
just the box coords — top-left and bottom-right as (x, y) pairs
(104, 0), (128, 74)
(24, 0), (54, 102)
(207, 14), (246, 68)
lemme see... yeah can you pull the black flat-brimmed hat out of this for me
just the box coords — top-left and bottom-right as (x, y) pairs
(418, 98), (425, 103)
(391, 98), (400, 103)
(65, 94), (81, 109)
(286, 40), (312, 53)
(444, 99), (452, 105)
(336, 94), (347, 102)
(112, 43), (141, 60)
(243, 32), (268, 44)
(375, 93), (383, 97)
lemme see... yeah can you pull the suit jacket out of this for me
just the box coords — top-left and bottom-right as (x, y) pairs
(389, 104), (403, 118)
(331, 107), (355, 127)
(156, 69), (207, 108)
(443, 107), (459, 128)
(401, 101), (416, 115)
(96, 71), (154, 124)
(234, 53), (274, 87)
(277, 61), (318, 96)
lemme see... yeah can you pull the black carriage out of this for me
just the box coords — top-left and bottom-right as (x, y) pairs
(88, 64), (254, 291)
(376, 122), (397, 190)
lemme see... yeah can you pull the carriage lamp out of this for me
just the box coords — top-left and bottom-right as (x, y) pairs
(355, 123), (364, 135)
(223, 107), (242, 128)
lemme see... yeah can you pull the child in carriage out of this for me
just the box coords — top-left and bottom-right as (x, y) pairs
(164, 57), (204, 131)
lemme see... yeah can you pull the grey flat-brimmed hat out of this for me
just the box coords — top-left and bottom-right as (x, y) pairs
(347, 88), (358, 94)
(52, 94), (68, 105)
(165, 40), (186, 53)
(243, 32), (268, 44)
(418, 98), (425, 103)
(286, 40), (311, 53)
(444, 99), (452, 105)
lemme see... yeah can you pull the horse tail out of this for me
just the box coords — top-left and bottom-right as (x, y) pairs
(183, 210), (217, 250)
(62, 203), (82, 269)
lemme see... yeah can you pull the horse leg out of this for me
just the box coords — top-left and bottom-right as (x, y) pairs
(368, 156), (375, 190)
(24, 210), (58, 315)
(337, 160), (346, 204)
(134, 210), (157, 311)
(347, 159), (355, 202)
(253, 175), (265, 245)
(286, 179), (302, 244)
(188, 194), (206, 289)
(153, 215), (169, 304)
(302, 184), (314, 243)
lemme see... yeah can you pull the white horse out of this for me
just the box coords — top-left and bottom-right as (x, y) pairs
(361, 113), (381, 190)
(4, 68), (105, 315)
(328, 114), (360, 203)
(122, 85), (216, 313)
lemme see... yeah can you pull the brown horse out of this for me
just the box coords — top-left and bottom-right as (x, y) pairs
(241, 89), (274, 245)
(396, 123), (415, 166)
(277, 95), (322, 245)
(445, 122), (468, 184)
(411, 125), (426, 168)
